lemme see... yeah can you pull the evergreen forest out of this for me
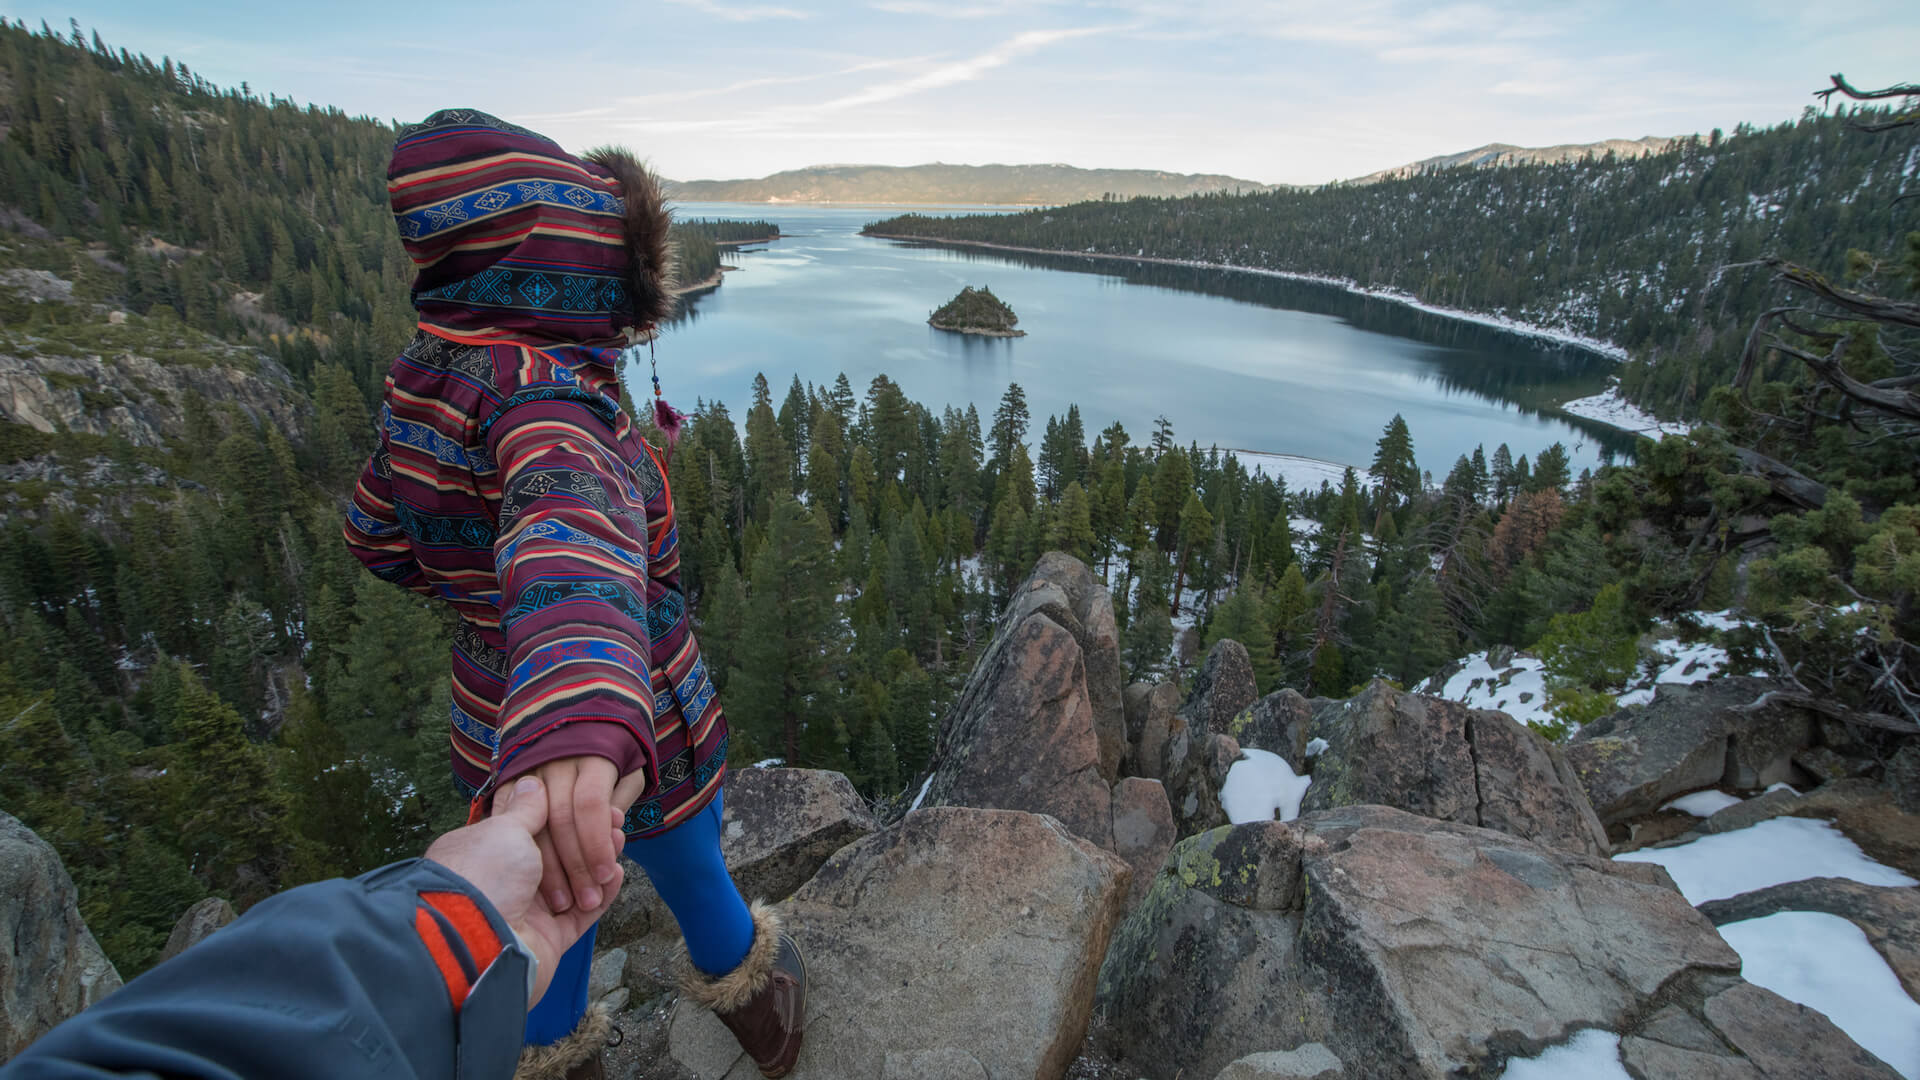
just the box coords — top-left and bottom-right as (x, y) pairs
(0, 19), (1914, 1001)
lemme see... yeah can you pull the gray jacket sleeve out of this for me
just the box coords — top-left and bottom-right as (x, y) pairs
(1, 858), (530, 1080)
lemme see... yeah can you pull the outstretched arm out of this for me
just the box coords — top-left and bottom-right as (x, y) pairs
(484, 381), (658, 916)
(0, 777), (620, 1080)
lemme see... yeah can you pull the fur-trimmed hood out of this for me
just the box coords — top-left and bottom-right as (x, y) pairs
(387, 109), (675, 344)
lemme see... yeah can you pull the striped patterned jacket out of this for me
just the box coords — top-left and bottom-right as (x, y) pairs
(344, 330), (727, 838)
(342, 109), (724, 838)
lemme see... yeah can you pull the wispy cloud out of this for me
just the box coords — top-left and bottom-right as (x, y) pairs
(662, 0), (810, 22)
(870, 1), (1031, 16)
(810, 26), (1118, 112)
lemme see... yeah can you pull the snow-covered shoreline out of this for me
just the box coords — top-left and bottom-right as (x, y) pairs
(1560, 380), (1692, 439)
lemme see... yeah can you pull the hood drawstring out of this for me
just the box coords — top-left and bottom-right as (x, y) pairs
(648, 331), (684, 456)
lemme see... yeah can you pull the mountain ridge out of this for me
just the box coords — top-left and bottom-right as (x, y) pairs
(663, 162), (1278, 205)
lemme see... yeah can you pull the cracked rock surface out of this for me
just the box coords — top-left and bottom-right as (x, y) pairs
(1095, 805), (1894, 1079)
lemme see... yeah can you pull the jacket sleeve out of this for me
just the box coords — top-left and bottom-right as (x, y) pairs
(480, 379), (659, 794)
(342, 428), (435, 598)
(0, 859), (529, 1080)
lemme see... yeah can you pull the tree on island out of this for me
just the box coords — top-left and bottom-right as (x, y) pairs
(929, 285), (1025, 336)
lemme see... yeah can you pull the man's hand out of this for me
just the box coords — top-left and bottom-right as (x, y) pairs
(425, 775), (624, 1004)
(508, 756), (649, 914)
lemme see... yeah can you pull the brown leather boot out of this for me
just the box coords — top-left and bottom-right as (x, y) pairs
(514, 1002), (610, 1080)
(679, 901), (807, 1079)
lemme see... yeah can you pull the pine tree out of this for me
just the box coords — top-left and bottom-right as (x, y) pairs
(728, 497), (841, 765)
(988, 383), (1029, 468)
(1172, 491), (1213, 617)
(1051, 481), (1095, 562)
(1368, 413), (1419, 506)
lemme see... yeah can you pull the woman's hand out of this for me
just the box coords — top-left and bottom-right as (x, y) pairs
(508, 756), (650, 914)
(426, 775), (624, 1005)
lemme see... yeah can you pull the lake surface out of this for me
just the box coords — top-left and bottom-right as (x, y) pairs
(645, 202), (1634, 480)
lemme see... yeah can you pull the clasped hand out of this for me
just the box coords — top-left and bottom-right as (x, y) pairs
(503, 756), (649, 914)
(423, 773), (624, 1005)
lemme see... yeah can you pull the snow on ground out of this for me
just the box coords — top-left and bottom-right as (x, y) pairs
(1304, 737), (1329, 758)
(1220, 748), (1312, 824)
(1560, 380), (1692, 439)
(1499, 1029), (1630, 1080)
(1439, 651), (1554, 729)
(1613, 816), (1918, 904)
(1229, 450), (1355, 494)
(1289, 517), (1322, 539)
(1662, 789), (1744, 817)
(1719, 912), (1920, 1079)
(1655, 640), (1731, 685)
(751, 758), (785, 769)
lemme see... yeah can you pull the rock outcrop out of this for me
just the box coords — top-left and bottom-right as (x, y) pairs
(1565, 677), (1821, 826)
(158, 897), (235, 963)
(1290, 680), (1609, 856)
(1096, 805), (1893, 1080)
(668, 807), (1127, 1079)
(915, 555), (1123, 848)
(1162, 640), (1259, 834)
(913, 553), (1175, 901)
(0, 346), (305, 448)
(0, 812), (121, 1060)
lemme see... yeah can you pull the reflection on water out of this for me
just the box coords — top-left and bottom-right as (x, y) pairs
(655, 204), (1635, 474)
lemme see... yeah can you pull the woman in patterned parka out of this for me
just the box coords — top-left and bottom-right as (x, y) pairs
(343, 109), (805, 1080)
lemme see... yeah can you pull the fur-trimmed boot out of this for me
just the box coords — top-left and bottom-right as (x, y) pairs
(514, 1001), (611, 1080)
(679, 901), (807, 1079)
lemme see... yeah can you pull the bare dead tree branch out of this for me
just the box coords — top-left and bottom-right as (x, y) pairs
(1815, 74), (1920, 131)
(1770, 337), (1920, 423)
(1729, 446), (1830, 511)
(1766, 258), (1920, 329)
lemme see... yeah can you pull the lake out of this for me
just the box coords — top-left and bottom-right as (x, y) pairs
(645, 202), (1635, 481)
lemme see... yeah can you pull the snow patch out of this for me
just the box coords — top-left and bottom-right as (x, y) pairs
(1499, 1028), (1629, 1080)
(1439, 651), (1554, 729)
(1719, 912), (1920, 1079)
(1662, 789), (1743, 817)
(1220, 748), (1312, 824)
(1228, 450), (1355, 495)
(1304, 737), (1329, 758)
(751, 758), (784, 769)
(908, 773), (934, 813)
(1613, 816), (1918, 904)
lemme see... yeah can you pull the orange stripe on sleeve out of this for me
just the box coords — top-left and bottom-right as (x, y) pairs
(421, 891), (504, 971)
(413, 906), (473, 1011)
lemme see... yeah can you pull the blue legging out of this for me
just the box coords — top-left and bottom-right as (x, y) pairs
(524, 787), (755, 1045)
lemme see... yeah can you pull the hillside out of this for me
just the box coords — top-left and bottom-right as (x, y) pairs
(1353, 135), (1679, 184)
(665, 162), (1276, 205)
(865, 112), (1912, 419)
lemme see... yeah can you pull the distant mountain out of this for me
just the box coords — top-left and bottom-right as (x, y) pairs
(664, 163), (1277, 205)
(1351, 137), (1679, 184)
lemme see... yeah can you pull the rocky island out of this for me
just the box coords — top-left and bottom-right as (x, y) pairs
(929, 285), (1025, 337)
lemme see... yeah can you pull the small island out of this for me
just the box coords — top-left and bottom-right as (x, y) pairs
(929, 285), (1025, 337)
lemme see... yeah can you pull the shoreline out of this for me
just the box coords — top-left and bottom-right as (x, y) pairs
(863, 232), (1634, 362)
(671, 265), (734, 298)
(712, 233), (782, 247)
(929, 319), (1025, 338)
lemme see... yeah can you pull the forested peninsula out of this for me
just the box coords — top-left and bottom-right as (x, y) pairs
(865, 112), (1912, 420)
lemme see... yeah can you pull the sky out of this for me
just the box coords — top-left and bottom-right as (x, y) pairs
(12, 2), (1920, 186)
